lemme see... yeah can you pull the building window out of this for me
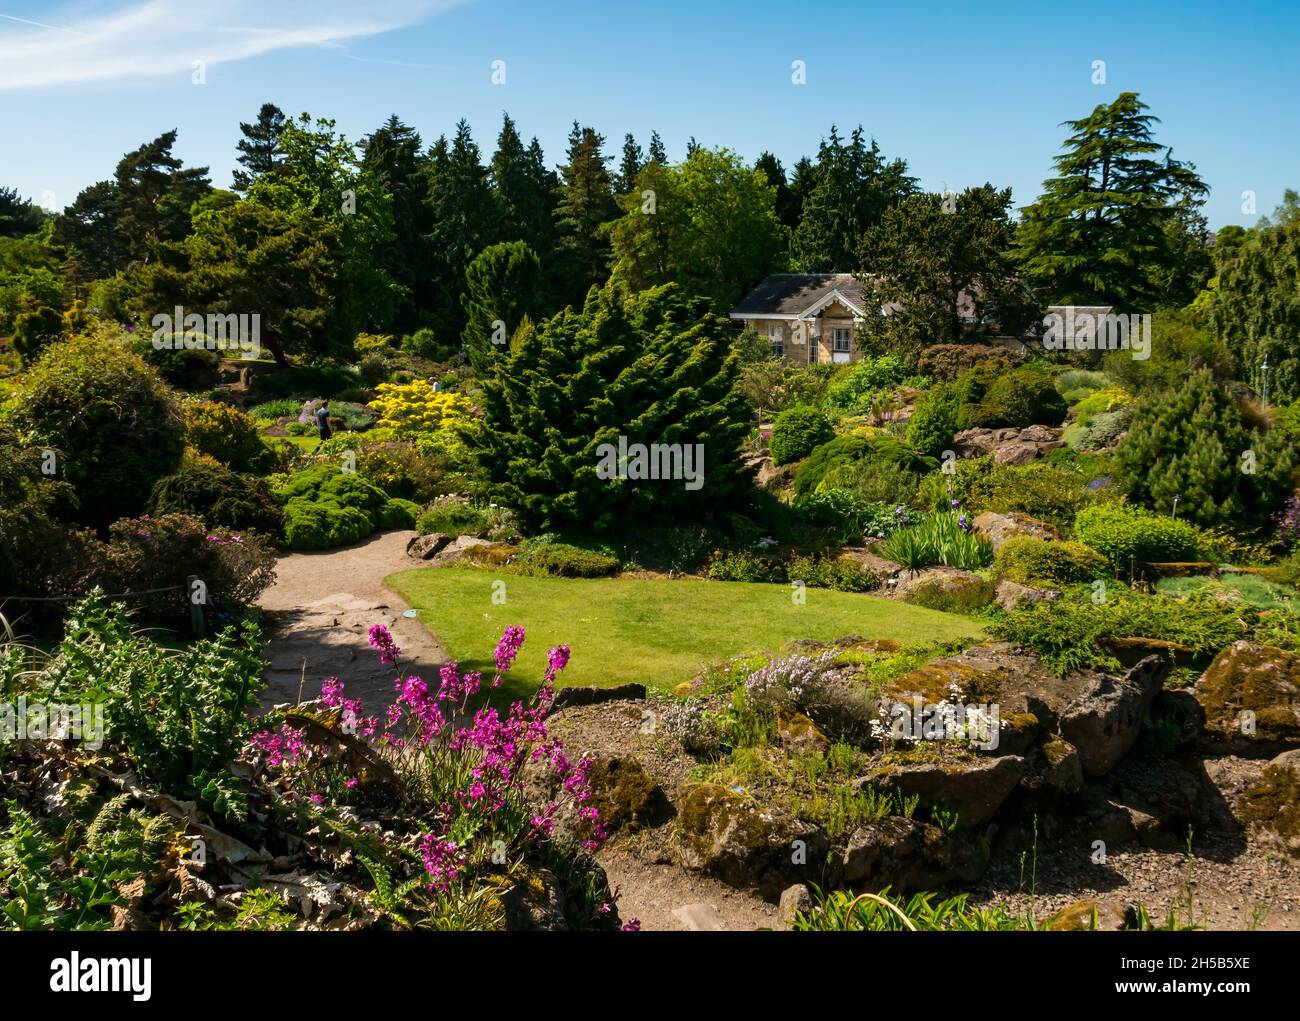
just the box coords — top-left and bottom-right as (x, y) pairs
(767, 323), (784, 357)
(832, 328), (852, 353)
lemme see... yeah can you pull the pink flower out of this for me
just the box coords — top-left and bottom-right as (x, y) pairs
(367, 624), (402, 667)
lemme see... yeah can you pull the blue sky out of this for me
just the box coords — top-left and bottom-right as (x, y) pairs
(1, 0), (1297, 228)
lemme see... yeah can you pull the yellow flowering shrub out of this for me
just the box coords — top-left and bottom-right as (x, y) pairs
(370, 381), (472, 434)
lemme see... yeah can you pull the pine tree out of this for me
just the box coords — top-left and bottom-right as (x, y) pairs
(425, 120), (499, 340)
(113, 131), (211, 260)
(1213, 217), (1300, 402)
(616, 133), (644, 193)
(1115, 370), (1292, 531)
(790, 126), (914, 272)
(551, 122), (617, 308)
(754, 152), (797, 231)
(469, 284), (752, 533)
(1016, 92), (1207, 309)
(361, 114), (432, 331)
(489, 114), (554, 260)
(647, 131), (667, 166)
(461, 241), (541, 372)
(232, 103), (287, 191)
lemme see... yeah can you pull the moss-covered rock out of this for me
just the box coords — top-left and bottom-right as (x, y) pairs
(865, 755), (1026, 827)
(840, 816), (989, 891)
(585, 755), (667, 834)
(776, 709), (830, 755)
(676, 783), (828, 901)
(1239, 752), (1300, 856)
(1193, 641), (1300, 749)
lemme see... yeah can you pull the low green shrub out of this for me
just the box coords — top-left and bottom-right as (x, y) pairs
(148, 456), (284, 536)
(770, 405), (834, 465)
(920, 457), (1102, 532)
(707, 549), (786, 583)
(512, 538), (619, 578)
(182, 399), (274, 474)
(956, 363), (1066, 430)
(416, 497), (492, 538)
(907, 381), (961, 456)
(247, 398), (302, 422)
(990, 587), (1251, 674)
(274, 465), (408, 550)
(1073, 504), (1203, 565)
(995, 537), (1110, 587)
(824, 355), (907, 413)
(788, 554), (878, 593)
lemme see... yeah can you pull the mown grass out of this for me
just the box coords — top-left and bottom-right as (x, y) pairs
(385, 568), (985, 700)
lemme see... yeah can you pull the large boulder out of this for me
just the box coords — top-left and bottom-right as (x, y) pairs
(974, 511), (1060, 553)
(583, 755), (670, 834)
(1238, 750), (1300, 856)
(1193, 641), (1300, 750)
(894, 568), (994, 611)
(406, 532), (452, 560)
(865, 755), (1026, 827)
(884, 642), (1170, 776)
(841, 817), (988, 891)
(1059, 655), (1168, 776)
(1102, 750), (1211, 849)
(551, 683), (647, 710)
(995, 578), (1061, 611)
(677, 784), (829, 900)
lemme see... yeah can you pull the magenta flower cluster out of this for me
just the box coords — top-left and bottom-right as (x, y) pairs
(367, 624), (402, 667)
(250, 622), (608, 898)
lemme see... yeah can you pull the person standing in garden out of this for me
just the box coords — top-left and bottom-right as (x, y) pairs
(315, 400), (332, 449)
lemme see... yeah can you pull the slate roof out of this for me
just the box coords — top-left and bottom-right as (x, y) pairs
(731, 273), (864, 316)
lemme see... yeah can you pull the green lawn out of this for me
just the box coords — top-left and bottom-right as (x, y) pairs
(385, 568), (985, 699)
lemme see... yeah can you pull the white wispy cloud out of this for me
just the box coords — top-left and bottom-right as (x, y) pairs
(0, 0), (461, 90)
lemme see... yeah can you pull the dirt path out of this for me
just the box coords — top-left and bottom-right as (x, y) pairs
(257, 530), (445, 711)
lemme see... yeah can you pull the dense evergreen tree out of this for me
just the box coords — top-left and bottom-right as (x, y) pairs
(489, 115), (555, 265)
(113, 131), (211, 260)
(0, 186), (46, 238)
(1016, 92), (1208, 309)
(232, 103), (287, 191)
(424, 120), (499, 342)
(469, 284), (752, 533)
(647, 131), (668, 166)
(249, 114), (400, 338)
(754, 152), (799, 232)
(1115, 369), (1292, 531)
(361, 114), (434, 331)
(790, 126), (915, 272)
(551, 122), (617, 308)
(1214, 216), (1300, 401)
(461, 241), (542, 372)
(616, 133), (644, 193)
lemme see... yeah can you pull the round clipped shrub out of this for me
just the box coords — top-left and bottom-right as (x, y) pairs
(283, 502), (372, 550)
(995, 537), (1110, 586)
(149, 455), (283, 536)
(11, 337), (183, 529)
(1072, 504), (1202, 565)
(183, 399), (274, 474)
(380, 498), (420, 530)
(770, 405), (834, 465)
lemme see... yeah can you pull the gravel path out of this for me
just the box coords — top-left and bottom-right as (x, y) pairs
(257, 530), (446, 710)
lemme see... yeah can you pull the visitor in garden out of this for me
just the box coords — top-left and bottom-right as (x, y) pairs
(315, 400), (332, 449)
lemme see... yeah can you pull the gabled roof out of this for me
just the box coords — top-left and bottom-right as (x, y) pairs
(731, 273), (864, 317)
